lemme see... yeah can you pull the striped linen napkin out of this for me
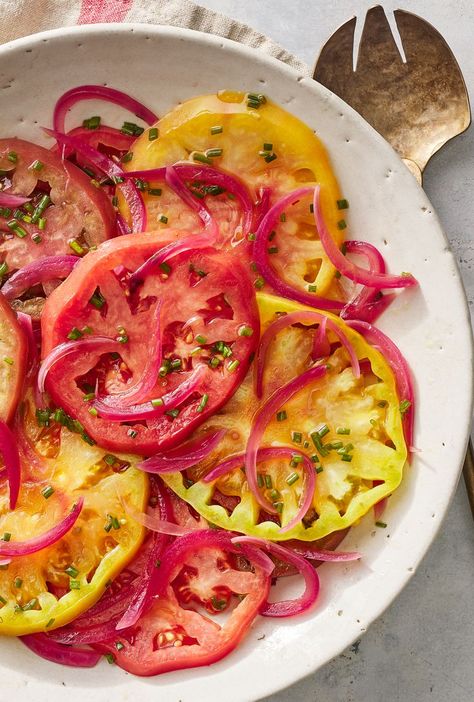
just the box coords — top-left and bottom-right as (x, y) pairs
(1, 0), (309, 74)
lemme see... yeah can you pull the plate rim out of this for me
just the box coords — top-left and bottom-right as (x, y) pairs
(0, 21), (472, 701)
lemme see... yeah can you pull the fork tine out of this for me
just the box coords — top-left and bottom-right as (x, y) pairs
(356, 5), (404, 72)
(394, 9), (471, 123)
(313, 16), (356, 93)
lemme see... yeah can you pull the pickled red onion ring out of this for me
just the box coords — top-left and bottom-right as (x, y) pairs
(245, 364), (327, 513)
(232, 536), (320, 617)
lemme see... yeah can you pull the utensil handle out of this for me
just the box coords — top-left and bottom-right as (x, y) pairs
(463, 440), (474, 519)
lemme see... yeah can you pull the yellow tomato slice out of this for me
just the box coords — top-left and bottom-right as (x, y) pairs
(0, 398), (147, 635)
(124, 91), (345, 296)
(162, 293), (407, 541)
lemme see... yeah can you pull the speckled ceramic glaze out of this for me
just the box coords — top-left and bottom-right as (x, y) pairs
(0, 23), (472, 702)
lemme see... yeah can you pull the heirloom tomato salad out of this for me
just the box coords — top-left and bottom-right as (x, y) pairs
(0, 86), (416, 675)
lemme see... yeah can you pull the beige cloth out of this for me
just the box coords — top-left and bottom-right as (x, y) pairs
(0, 0), (310, 75)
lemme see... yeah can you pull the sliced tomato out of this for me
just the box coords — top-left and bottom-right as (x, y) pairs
(93, 536), (269, 676)
(163, 292), (407, 541)
(0, 291), (27, 422)
(41, 232), (259, 454)
(0, 394), (147, 635)
(0, 138), (115, 271)
(124, 91), (345, 297)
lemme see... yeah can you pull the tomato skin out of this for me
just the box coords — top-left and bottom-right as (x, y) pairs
(0, 138), (115, 270)
(0, 291), (26, 422)
(41, 232), (259, 454)
(93, 540), (269, 676)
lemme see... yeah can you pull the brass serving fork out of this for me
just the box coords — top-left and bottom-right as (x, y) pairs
(314, 5), (474, 516)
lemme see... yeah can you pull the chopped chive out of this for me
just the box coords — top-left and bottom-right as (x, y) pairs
(247, 232), (256, 241)
(103, 454), (118, 466)
(276, 410), (287, 422)
(341, 454), (353, 462)
(337, 219), (347, 230)
(7, 220), (27, 238)
(69, 239), (85, 255)
(316, 424), (330, 438)
(399, 399), (411, 417)
(316, 466), (324, 474)
(375, 521), (387, 528)
(254, 277), (265, 290)
(82, 392), (95, 403)
(0, 596), (6, 605)
(159, 261), (171, 275)
(65, 565), (79, 578)
(337, 198), (349, 210)
(90, 179), (101, 189)
(257, 473), (264, 488)
(88, 407), (98, 417)
(31, 194), (50, 223)
(291, 431), (302, 444)
(30, 159), (44, 172)
(238, 325), (254, 337)
(148, 127), (159, 141)
(206, 148), (223, 158)
(116, 326), (128, 344)
(193, 152), (213, 165)
(286, 472), (300, 486)
(22, 598), (39, 611)
(46, 618), (55, 628)
(37, 217), (46, 230)
(105, 653), (115, 664)
(268, 246), (278, 254)
(41, 485), (54, 499)
(121, 152), (133, 163)
(209, 357), (220, 368)
(264, 153), (277, 163)
(270, 489), (280, 501)
(115, 641), (125, 651)
(89, 289), (106, 309)
(165, 408), (180, 419)
(264, 474), (272, 489)
(303, 440), (310, 449)
(112, 196), (119, 207)
(197, 393), (209, 413)
(336, 427), (351, 435)
(83, 115), (101, 130)
(290, 454), (303, 464)
(326, 441), (343, 450)
(14, 577), (22, 588)
(311, 433), (329, 456)
(158, 214), (168, 224)
(3, 357), (14, 366)
(134, 178), (148, 192)
(7, 151), (18, 163)
(0, 262), (8, 277)
(274, 501), (284, 514)
(307, 284), (317, 293)
(148, 188), (162, 196)
(3, 533), (12, 542)
(151, 398), (164, 407)
(378, 400), (388, 408)
(32, 233), (42, 244)
(280, 213), (286, 222)
(120, 121), (144, 136)
(227, 359), (240, 373)
(67, 326), (83, 340)
(309, 203), (314, 213)
(127, 429), (138, 439)
(195, 335), (208, 345)
(190, 346), (202, 356)
(82, 166), (95, 178)
(210, 125), (223, 135)
(263, 142), (273, 151)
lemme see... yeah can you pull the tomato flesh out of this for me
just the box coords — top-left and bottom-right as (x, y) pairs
(0, 292), (26, 422)
(94, 544), (269, 676)
(41, 232), (259, 454)
(0, 138), (115, 271)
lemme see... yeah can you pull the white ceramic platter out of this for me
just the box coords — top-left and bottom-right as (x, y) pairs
(0, 24), (472, 702)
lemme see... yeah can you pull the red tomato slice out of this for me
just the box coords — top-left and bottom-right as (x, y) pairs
(93, 542), (269, 676)
(0, 138), (115, 271)
(0, 291), (26, 422)
(41, 232), (259, 454)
